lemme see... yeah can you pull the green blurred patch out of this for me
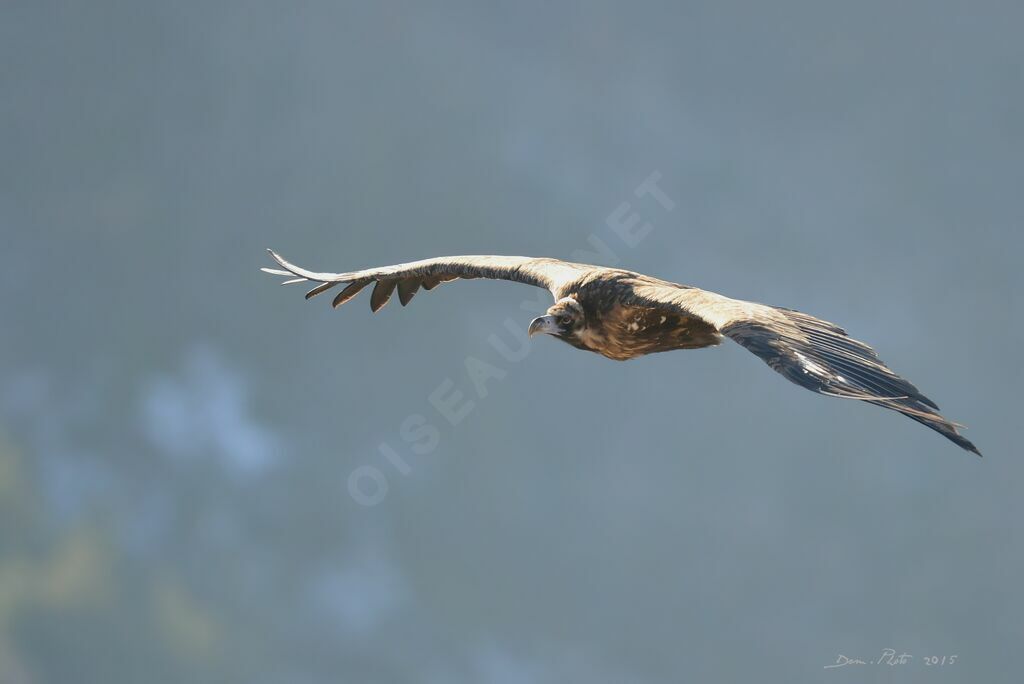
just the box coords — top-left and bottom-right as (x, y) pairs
(152, 576), (222, 662)
(0, 438), (226, 682)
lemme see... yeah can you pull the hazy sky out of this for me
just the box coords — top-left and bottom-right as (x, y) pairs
(2, 2), (1022, 682)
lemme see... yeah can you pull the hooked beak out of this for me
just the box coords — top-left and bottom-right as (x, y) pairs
(528, 315), (561, 337)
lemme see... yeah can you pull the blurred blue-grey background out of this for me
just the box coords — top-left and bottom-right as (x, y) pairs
(2, 1), (1021, 682)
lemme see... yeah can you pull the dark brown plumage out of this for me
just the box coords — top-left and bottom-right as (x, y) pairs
(263, 250), (981, 456)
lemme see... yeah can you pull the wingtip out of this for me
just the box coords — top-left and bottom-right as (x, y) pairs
(266, 248), (285, 266)
(939, 422), (982, 457)
(953, 432), (982, 457)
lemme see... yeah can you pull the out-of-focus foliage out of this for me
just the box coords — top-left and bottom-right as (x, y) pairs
(0, 440), (227, 682)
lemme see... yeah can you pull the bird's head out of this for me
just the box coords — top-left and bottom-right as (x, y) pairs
(529, 297), (585, 340)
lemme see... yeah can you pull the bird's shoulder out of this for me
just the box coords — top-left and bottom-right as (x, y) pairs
(567, 270), (692, 299)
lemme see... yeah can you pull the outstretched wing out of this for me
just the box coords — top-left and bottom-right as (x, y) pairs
(262, 250), (587, 311)
(628, 281), (981, 455)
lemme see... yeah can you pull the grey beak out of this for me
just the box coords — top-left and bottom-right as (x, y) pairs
(528, 315), (560, 337)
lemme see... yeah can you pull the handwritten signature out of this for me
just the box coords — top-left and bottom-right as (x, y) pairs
(825, 650), (958, 669)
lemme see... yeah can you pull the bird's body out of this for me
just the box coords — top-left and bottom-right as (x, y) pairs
(263, 251), (981, 455)
(539, 271), (724, 359)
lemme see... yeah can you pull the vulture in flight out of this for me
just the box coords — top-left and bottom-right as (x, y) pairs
(263, 250), (980, 455)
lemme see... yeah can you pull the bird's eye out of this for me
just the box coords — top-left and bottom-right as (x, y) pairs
(559, 316), (573, 326)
